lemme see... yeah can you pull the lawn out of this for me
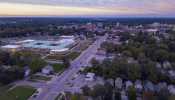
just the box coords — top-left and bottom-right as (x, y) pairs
(0, 85), (14, 94)
(79, 46), (88, 51)
(29, 75), (52, 81)
(49, 63), (64, 73)
(0, 86), (36, 100)
(45, 52), (81, 60)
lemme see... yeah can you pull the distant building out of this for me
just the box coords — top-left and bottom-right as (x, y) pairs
(0, 45), (21, 52)
(153, 22), (160, 27)
(115, 77), (122, 89)
(134, 79), (142, 92)
(168, 85), (175, 94)
(42, 65), (54, 74)
(97, 22), (103, 28)
(116, 22), (120, 27)
(169, 70), (175, 80)
(59, 36), (75, 40)
(157, 62), (161, 68)
(74, 35), (87, 45)
(155, 82), (167, 92)
(85, 23), (93, 30)
(145, 82), (155, 92)
(85, 73), (96, 81)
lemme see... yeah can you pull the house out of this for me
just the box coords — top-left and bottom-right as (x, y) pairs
(42, 65), (54, 74)
(168, 85), (175, 94)
(163, 61), (171, 68)
(145, 82), (155, 92)
(127, 57), (134, 63)
(157, 62), (161, 68)
(106, 78), (115, 86)
(134, 79), (142, 92)
(115, 77), (122, 89)
(126, 80), (133, 90)
(24, 66), (30, 77)
(169, 70), (175, 80)
(85, 73), (96, 81)
(74, 34), (87, 45)
(155, 82), (167, 92)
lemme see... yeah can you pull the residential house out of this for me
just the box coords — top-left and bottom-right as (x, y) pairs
(157, 62), (161, 68)
(145, 82), (155, 92)
(106, 78), (115, 86)
(163, 61), (171, 68)
(74, 35), (87, 45)
(127, 57), (134, 63)
(155, 82), (167, 92)
(85, 73), (96, 81)
(42, 65), (55, 74)
(134, 79), (142, 92)
(126, 80), (133, 90)
(168, 85), (175, 94)
(169, 70), (175, 80)
(115, 77), (122, 89)
(24, 66), (30, 77)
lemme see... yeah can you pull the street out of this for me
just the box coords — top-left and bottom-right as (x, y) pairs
(34, 34), (108, 100)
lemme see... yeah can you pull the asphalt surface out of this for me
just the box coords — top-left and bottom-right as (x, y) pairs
(34, 34), (108, 100)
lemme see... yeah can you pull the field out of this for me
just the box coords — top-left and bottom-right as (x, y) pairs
(50, 63), (64, 73)
(0, 85), (14, 94)
(79, 46), (88, 51)
(45, 52), (81, 60)
(0, 86), (36, 100)
(29, 75), (52, 81)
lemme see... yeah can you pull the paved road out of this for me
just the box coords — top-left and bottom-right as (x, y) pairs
(35, 34), (108, 100)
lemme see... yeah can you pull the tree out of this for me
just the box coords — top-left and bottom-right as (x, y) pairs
(117, 45), (125, 53)
(91, 60), (100, 67)
(145, 36), (156, 45)
(104, 82), (113, 100)
(114, 91), (121, 100)
(164, 38), (171, 44)
(169, 94), (175, 100)
(127, 86), (137, 100)
(122, 50), (132, 57)
(138, 53), (149, 65)
(128, 39), (133, 46)
(81, 85), (91, 96)
(158, 88), (171, 100)
(23, 51), (35, 66)
(148, 72), (158, 85)
(132, 48), (141, 59)
(128, 62), (141, 82)
(30, 57), (46, 74)
(153, 49), (169, 63)
(142, 90), (154, 100)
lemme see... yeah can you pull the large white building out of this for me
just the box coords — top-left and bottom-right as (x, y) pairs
(85, 73), (96, 81)
(0, 45), (21, 52)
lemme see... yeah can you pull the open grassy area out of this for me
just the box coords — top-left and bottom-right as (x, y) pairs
(54, 93), (62, 100)
(49, 63), (64, 73)
(45, 52), (81, 60)
(0, 85), (14, 94)
(0, 86), (36, 100)
(29, 75), (52, 81)
(79, 46), (88, 51)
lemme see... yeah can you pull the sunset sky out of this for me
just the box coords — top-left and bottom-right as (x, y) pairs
(0, 0), (175, 17)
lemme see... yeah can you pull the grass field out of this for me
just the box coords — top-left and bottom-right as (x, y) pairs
(0, 86), (36, 100)
(45, 52), (81, 60)
(29, 75), (52, 81)
(0, 85), (14, 94)
(79, 46), (88, 51)
(50, 63), (64, 73)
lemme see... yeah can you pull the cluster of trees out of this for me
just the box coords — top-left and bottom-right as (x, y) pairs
(81, 82), (116, 100)
(62, 57), (70, 69)
(0, 51), (46, 84)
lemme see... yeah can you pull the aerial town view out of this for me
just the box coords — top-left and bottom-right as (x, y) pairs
(0, 0), (175, 100)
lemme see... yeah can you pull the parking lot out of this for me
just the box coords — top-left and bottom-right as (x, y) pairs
(72, 74), (104, 88)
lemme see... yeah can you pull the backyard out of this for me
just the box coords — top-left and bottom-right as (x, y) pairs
(0, 86), (36, 100)
(0, 85), (14, 95)
(28, 75), (52, 81)
(45, 52), (81, 60)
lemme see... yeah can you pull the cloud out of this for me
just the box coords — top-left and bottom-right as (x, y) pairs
(0, 0), (175, 17)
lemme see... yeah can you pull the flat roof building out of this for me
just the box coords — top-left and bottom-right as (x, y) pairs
(0, 45), (21, 52)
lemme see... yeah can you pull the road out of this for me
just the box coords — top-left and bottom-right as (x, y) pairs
(34, 34), (108, 100)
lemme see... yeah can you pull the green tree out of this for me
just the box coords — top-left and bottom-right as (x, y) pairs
(164, 38), (171, 44)
(64, 60), (70, 68)
(117, 45), (125, 53)
(153, 49), (169, 63)
(169, 94), (175, 100)
(114, 91), (121, 100)
(81, 85), (91, 96)
(148, 72), (158, 85)
(23, 51), (35, 66)
(128, 62), (141, 82)
(145, 36), (156, 45)
(158, 88), (171, 100)
(127, 86), (137, 100)
(104, 82), (113, 100)
(138, 53), (149, 65)
(122, 50), (132, 57)
(30, 57), (46, 74)
(132, 48), (141, 59)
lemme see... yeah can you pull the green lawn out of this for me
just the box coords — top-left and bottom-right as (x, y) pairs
(79, 46), (88, 51)
(0, 86), (36, 100)
(50, 63), (64, 73)
(45, 52), (81, 60)
(0, 85), (14, 94)
(58, 68), (67, 76)
(29, 75), (52, 81)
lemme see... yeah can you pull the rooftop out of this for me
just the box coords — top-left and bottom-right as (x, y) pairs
(86, 72), (95, 78)
(1, 45), (21, 48)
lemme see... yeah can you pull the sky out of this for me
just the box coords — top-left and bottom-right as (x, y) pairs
(0, 0), (175, 17)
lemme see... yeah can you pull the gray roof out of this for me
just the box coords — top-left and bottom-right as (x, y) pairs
(134, 79), (142, 87)
(75, 36), (85, 40)
(145, 82), (155, 92)
(42, 65), (54, 71)
(126, 80), (133, 89)
(106, 78), (115, 86)
(24, 66), (30, 71)
(155, 82), (167, 92)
